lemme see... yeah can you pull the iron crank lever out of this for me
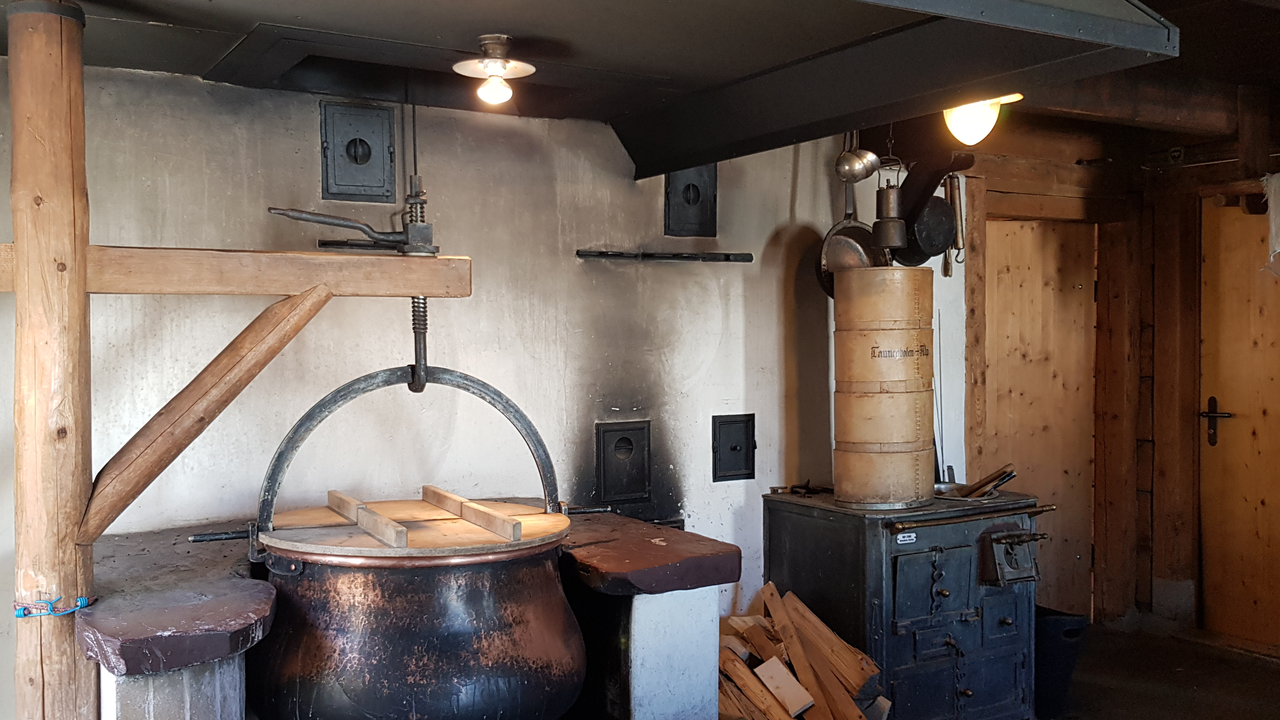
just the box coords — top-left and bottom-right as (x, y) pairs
(1200, 395), (1234, 447)
(269, 176), (436, 392)
(268, 176), (438, 256)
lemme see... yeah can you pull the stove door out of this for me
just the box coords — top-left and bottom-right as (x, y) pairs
(893, 546), (976, 633)
(958, 648), (1029, 720)
(891, 659), (958, 720)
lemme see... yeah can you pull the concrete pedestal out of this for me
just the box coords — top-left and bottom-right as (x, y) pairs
(629, 586), (720, 720)
(79, 530), (275, 720)
(559, 513), (741, 720)
(101, 654), (245, 720)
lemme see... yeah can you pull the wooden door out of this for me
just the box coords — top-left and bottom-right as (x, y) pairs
(1200, 201), (1280, 648)
(977, 221), (1097, 615)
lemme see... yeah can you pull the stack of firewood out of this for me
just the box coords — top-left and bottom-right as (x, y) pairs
(719, 583), (889, 720)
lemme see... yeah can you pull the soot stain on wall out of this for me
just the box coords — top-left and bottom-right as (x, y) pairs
(569, 260), (685, 524)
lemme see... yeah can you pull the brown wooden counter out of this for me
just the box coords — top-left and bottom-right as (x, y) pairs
(560, 512), (741, 595)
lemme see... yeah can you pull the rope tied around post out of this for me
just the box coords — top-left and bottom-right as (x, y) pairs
(14, 595), (97, 619)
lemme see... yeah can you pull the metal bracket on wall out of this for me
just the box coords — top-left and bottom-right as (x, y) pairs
(576, 250), (751, 263)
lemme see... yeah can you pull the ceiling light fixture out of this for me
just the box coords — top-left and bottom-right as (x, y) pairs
(452, 34), (536, 106)
(943, 93), (1023, 146)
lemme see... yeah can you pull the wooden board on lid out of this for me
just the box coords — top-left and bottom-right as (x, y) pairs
(272, 499), (547, 530)
(261, 499), (568, 558)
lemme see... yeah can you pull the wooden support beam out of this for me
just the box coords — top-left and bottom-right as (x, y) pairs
(970, 153), (1131, 200)
(0, 244), (471, 297)
(1151, 193), (1202, 622)
(77, 286), (332, 544)
(1237, 86), (1270, 180)
(963, 176), (989, 483)
(1020, 70), (1239, 136)
(10, 4), (98, 718)
(1094, 219), (1142, 621)
(986, 191), (1129, 223)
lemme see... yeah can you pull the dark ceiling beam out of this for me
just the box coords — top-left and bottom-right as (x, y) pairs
(1019, 71), (1238, 136)
(611, 17), (1174, 178)
(862, 0), (1178, 54)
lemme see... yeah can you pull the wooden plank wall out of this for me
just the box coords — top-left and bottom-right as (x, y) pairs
(976, 220), (1098, 615)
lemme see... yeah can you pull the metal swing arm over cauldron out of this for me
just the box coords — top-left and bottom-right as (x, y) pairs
(247, 363), (585, 720)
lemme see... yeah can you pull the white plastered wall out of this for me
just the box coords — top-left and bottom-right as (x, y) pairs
(0, 63), (968, 715)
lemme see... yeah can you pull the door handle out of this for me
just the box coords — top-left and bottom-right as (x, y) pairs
(1200, 396), (1234, 446)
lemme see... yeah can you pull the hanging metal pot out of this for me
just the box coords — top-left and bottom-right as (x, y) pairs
(818, 132), (888, 297)
(247, 365), (586, 720)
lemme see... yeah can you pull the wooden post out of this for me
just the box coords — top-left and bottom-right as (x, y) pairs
(1094, 218), (1142, 621)
(1151, 193), (1202, 623)
(9, 2), (97, 718)
(962, 175), (988, 482)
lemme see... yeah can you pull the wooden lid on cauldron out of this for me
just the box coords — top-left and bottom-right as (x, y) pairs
(258, 485), (570, 562)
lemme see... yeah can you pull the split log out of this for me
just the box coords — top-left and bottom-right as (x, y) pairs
(77, 285), (332, 544)
(720, 649), (793, 720)
(721, 674), (769, 720)
(801, 630), (868, 720)
(753, 656), (814, 717)
(761, 583), (834, 720)
(721, 634), (753, 661)
(741, 622), (785, 664)
(784, 591), (879, 695)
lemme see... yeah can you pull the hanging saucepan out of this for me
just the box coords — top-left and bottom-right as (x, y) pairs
(893, 195), (958, 267)
(247, 365), (585, 720)
(817, 133), (887, 298)
(890, 152), (975, 267)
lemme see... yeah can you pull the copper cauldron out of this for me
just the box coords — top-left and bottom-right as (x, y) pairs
(247, 366), (586, 720)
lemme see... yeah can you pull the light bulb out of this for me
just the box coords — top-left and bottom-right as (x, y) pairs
(477, 75), (513, 104)
(943, 93), (1023, 146)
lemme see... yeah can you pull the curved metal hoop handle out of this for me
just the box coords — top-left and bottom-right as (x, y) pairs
(257, 365), (560, 532)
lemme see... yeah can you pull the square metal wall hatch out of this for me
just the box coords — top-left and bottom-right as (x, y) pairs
(713, 414), (755, 481)
(664, 163), (717, 237)
(321, 101), (396, 203)
(596, 421), (651, 503)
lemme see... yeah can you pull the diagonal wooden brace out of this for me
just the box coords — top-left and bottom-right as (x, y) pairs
(76, 285), (334, 545)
